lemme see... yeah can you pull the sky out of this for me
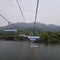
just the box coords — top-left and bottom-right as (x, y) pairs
(0, 0), (60, 26)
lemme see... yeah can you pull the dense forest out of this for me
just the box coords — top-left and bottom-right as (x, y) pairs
(0, 30), (60, 43)
(35, 31), (60, 43)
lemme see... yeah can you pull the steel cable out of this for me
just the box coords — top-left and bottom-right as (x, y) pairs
(34, 0), (39, 35)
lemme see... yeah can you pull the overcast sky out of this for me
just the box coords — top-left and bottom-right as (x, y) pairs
(0, 0), (60, 26)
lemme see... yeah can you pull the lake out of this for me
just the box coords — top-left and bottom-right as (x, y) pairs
(0, 41), (60, 60)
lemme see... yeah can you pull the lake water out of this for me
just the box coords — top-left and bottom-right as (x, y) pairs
(0, 41), (60, 60)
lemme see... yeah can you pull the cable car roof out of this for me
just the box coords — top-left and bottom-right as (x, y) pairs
(3, 29), (17, 32)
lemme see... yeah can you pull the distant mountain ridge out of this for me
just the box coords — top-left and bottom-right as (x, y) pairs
(0, 22), (60, 32)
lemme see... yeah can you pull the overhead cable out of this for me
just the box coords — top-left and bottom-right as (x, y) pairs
(16, 0), (26, 22)
(34, 0), (39, 35)
(0, 14), (17, 28)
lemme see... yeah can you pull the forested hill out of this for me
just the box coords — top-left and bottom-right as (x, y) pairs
(0, 22), (60, 32)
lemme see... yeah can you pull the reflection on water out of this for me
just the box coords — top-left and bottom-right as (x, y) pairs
(29, 42), (39, 47)
(0, 41), (60, 60)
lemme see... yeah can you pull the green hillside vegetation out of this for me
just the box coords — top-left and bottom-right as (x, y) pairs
(35, 31), (60, 43)
(0, 30), (60, 43)
(0, 22), (60, 43)
(1, 22), (60, 32)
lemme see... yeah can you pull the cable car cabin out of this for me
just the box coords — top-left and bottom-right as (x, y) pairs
(28, 36), (40, 42)
(3, 29), (17, 40)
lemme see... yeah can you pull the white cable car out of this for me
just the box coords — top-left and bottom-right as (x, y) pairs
(3, 29), (17, 32)
(28, 36), (40, 42)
